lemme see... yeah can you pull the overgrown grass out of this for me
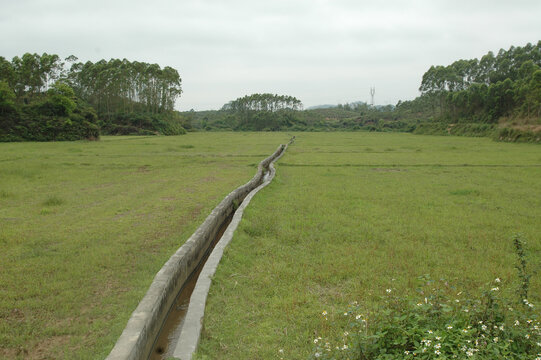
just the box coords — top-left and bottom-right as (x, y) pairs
(195, 132), (541, 359)
(309, 237), (539, 359)
(0, 133), (290, 359)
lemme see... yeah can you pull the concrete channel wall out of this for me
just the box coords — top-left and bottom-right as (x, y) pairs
(106, 144), (287, 360)
(172, 141), (289, 360)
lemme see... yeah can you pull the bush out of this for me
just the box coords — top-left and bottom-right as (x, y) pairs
(494, 127), (541, 143)
(310, 236), (540, 359)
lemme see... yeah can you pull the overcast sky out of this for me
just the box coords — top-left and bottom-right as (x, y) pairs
(1, 0), (540, 110)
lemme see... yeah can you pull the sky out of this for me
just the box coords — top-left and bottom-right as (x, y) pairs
(1, 0), (540, 110)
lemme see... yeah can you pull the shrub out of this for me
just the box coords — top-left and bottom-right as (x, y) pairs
(310, 236), (540, 359)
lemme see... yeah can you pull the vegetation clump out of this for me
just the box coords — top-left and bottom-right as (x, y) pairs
(310, 236), (540, 359)
(0, 53), (187, 141)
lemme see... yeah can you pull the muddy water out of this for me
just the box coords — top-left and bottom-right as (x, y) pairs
(149, 213), (234, 360)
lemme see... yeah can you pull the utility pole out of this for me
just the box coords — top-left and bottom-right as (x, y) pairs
(370, 86), (375, 107)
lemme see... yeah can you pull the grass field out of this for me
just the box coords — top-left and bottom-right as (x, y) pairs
(195, 132), (541, 359)
(0, 133), (291, 359)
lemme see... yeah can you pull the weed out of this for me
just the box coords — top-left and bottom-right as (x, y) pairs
(449, 189), (480, 196)
(308, 236), (539, 359)
(42, 196), (64, 206)
(309, 276), (540, 359)
(514, 234), (531, 303)
(40, 208), (54, 215)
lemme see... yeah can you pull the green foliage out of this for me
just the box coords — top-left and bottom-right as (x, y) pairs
(42, 195), (64, 206)
(311, 236), (539, 359)
(39, 82), (77, 116)
(68, 58), (182, 116)
(311, 277), (539, 359)
(99, 112), (187, 135)
(0, 79), (99, 142)
(0, 53), (185, 141)
(494, 127), (541, 143)
(513, 235), (531, 302)
(219, 93), (303, 131)
(418, 41), (541, 124)
(414, 123), (496, 137)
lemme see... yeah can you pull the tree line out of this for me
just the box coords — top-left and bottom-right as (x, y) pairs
(410, 41), (541, 122)
(68, 58), (182, 117)
(193, 41), (540, 143)
(220, 93), (303, 130)
(0, 53), (185, 141)
(222, 93), (302, 112)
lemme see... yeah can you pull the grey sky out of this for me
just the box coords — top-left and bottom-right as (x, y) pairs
(1, 0), (540, 110)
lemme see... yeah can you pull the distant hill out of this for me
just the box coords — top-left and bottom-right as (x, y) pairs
(306, 104), (337, 110)
(306, 101), (394, 110)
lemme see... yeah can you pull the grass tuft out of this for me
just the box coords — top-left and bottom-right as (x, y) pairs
(449, 189), (480, 196)
(42, 196), (64, 206)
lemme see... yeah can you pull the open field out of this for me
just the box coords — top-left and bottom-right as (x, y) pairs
(0, 133), (291, 359)
(196, 132), (541, 359)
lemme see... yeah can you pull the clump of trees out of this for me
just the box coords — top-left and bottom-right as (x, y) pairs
(408, 41), (541, 123)
(220, 93), (303, 130)
(0, 53), (99, 141)
(0, 52), (186, 141)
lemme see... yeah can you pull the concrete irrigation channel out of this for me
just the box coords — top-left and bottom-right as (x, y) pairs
(106, 139), (292, 360)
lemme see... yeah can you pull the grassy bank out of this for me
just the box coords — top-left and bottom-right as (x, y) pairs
(0, 133), (290, 359)
(196, 132), (541, 359)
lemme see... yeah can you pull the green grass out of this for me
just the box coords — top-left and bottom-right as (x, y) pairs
(196, 132), (541, 359)
(0, 133), (290, 359)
